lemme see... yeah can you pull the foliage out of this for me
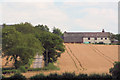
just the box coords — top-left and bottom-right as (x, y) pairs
(2, 23), (44, 69)
(9, 73), (27, 80)
(29, 73), (112, 80)
(28, 63), (60, 71)
(110, 62), (120, 79)
(110, 33), (120, 44)
(62, 72), (76, 79)
(52, 27), (63, 37)
(2, 69), (17, 74)
(1, 72), (113, 80)
(14, 22), (35, 34)
(18, 66), (27, 73)
(43, 63), (60, 70)
(28, 68), (43, 71)
(30, 73), (46, 80)
(35, 30), (65, 66)
(35, 24), (49, 32)
(2, 22), (65, 70)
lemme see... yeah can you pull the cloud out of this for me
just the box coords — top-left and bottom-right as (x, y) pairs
(74, 8), (118, 33)
(1, 2), (70, 31)
(0, 2), (118, 33)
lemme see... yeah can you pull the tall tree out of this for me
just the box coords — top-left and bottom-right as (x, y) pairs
(2, 25), (44, 68)
(36, 31), (65, 66)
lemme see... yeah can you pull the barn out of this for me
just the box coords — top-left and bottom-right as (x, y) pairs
(63, 29), (111, 44)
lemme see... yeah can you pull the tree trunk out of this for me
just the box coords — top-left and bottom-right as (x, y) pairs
(13, 55), (18, 69)
(45, 49), (48, 66)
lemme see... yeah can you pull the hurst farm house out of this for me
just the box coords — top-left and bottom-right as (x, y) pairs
(63, 29), (112, 44)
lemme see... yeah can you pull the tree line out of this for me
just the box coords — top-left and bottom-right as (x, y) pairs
(2, 22), (65, 69)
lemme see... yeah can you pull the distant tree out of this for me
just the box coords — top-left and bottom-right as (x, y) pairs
(52, 27), (63, 37)
(110, 33), (120, 44)
(35, 24), (49, 32)
(2, 23), (6, 28)
(115, 34), (120, 42)
(2, 25), (44, 68)
(110, 62), (120, 79)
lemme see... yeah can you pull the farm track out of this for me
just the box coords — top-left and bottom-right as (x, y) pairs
(86, 44), (114, 63)
(65, 45), (79, 71)
(91, 45), (115, 62)
(66, 44), (85, 71)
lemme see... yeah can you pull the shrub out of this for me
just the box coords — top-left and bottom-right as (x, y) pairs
(110, 62), (120, 79)
(62, 72), (76, 80)
(88, 73), (112, 80)
(43, 63), (60, 70)
(18, 66), (27, 73)
(77, 73), (88, 79)
(9, 73), (27, 80)
(47, 73), (62, 80)
(30, 73), (46, 80)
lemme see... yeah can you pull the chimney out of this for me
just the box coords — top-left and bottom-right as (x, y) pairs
(102, 29), (105, 32)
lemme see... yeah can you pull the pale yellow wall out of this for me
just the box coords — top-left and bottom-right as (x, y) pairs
(83, 37), (111, 44)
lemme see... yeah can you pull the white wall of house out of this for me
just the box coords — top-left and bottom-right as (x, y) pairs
(83, 37), (111, 44)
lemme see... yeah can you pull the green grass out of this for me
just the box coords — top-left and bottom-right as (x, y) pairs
(28, 63), (60, 71)
(3, 63), (60, 74)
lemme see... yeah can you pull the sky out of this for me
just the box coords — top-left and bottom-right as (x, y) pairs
(0, 0), (119, 34)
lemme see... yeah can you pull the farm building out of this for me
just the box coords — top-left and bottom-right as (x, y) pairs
(64, 29), (111, 44)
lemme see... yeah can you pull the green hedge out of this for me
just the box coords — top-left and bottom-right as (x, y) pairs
(2, 72), (113, 80)
(30, 72), (112, 80)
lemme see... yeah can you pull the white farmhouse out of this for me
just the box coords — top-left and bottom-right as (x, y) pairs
(64, 29), (111, 44)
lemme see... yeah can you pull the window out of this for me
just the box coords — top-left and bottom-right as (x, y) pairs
(101, 38), (103, 40)
(95, 37), (97, 40)
(88, 37), (90, 40)
(105, 38), (107, 40)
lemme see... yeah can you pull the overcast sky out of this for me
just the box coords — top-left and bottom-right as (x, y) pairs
(0, 0), (119, 34)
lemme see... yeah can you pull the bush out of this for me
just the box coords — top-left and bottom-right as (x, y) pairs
(77, 73), (88, 79)
(28, 63), (59, 72)
(18, 66), (27, 73)
(88, 73), (112, 80)
(30, 73), (46, 80)
(47, 73), (62, 80)
(62, 72), (76, 80)
(44, 63), (60, 70)
(1, 76), (8, 80)
(9, 73), (27, 80)
(110, 62), (120, 79)
(29, 72), (112, 80)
